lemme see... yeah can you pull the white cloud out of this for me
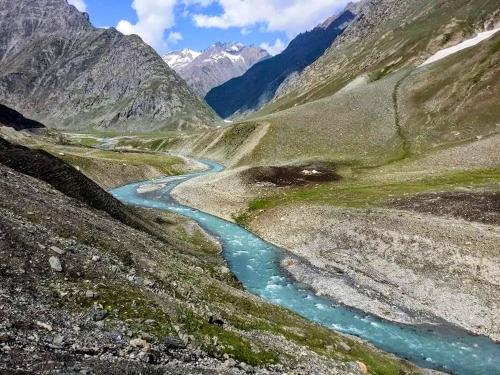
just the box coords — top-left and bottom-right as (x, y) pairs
(68, 0), (87, 12)
(260, 38), (286, 56)
(192, 0), (354, 38)
(168, 31), (183, 44)
(117, 0), (178, 52)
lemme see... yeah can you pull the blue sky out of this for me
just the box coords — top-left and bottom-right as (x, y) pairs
(69, 0), (353, 55)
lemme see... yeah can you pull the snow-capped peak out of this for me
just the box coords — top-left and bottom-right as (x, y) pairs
(164, 42), (270, 96)
(163, 48), (201, 70)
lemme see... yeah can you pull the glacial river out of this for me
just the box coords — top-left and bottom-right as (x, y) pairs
(110, 159), (500, 375)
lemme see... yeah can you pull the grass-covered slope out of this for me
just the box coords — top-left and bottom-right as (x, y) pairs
(266, 0), (499, 114)
(399, 32), (500, 153)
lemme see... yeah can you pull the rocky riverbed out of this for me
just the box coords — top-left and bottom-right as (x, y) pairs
(173, 165), (500, 342)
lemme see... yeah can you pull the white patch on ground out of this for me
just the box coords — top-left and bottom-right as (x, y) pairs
(421, 28), (500, 67)
(337, 75), (369, 94)
(137, 183), (166, 194)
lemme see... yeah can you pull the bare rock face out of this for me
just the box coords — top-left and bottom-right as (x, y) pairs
(164, 43), (269, 96)
(0, 0), (217, 131)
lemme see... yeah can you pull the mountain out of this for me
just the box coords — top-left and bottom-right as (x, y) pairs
(163, 0), (499, 169)
(0, 0), (217, 131)
(0, 104), (45, 131)
(267, 0), (500, 113)
(204, 11), (357, 118)
(164, 43), (270, 96)
(164, 48), (202, 71)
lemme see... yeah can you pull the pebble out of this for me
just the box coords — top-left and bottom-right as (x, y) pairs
(356, 361), (368, 374)
(138, 350), (159, 364)
(50, 246), (65, 255)
(49, 256), (63, 272)
(338, 341), (351, 351)
(85, 290), (99, 299)
(0, 334), (11, 343)
(163, 336), (186, 350)
(36, 321), (53, 331)
(130, 338), (150, 350)
(53, 335), (64, 346)
(92, 309), (109, 322)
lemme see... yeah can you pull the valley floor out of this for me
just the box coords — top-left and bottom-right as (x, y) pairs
(1, 131), (421, 375)
(171, 136), (500, 341)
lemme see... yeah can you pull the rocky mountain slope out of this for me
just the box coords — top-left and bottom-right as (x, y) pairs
(204, 10), (356, 118)
(266, 0), (500, 114)
(0, 134), (421, 374)
(165, 43), (269, 96)
(0, 0), (217, 131)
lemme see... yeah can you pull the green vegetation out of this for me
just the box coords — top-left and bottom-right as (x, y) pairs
(239, 168), (500, 218)
(91, 150), (184, 175)
(263, 0), (499, 113)
(37, 144), (187, 188)
(74, 283), (176, 338)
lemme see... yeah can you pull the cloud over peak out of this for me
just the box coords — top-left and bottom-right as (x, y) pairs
(117, 0), (177, 52)
(192, 0), (354, 37)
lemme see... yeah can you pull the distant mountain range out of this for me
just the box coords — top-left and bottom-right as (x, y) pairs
(204, 10), (357, 118)
(164, 43), (269, 96)
(0, 0), (217, 131)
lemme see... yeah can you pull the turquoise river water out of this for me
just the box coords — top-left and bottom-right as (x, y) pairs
(110, 159), (500, 375)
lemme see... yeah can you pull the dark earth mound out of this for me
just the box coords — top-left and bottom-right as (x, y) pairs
(0, 137), (158, 236)
(391, 191), (500, 225)
(243, 164), (341, 187)
(0, 104), (45, 130)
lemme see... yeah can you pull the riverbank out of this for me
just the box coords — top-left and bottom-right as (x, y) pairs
(127, 159), (500, 375)
(172, 162), (500, 342)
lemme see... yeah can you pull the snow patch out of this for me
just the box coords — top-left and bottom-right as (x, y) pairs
(420, 28), (500, 67)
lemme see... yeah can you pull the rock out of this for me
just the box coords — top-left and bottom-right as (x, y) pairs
(91, 310), (109, 322)
(53, 335), (64, 346)
(49, 256), (63, 272)
(0, 334), (11, 342)
(338, 341), (351, 351)
(85, 290), (99, 299)
(91, 256), (101, 262)
(138, 350), (160, 364)
(224, 359), (237, 367)
(50, 246), (65, 255)
(144, 319), (156, 325)
(163, 336), (186, 350)
(130, 338), (150, 350)
(35, 321), (53, 331)
(356, 361), (369, 374)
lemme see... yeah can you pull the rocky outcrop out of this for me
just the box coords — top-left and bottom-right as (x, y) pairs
(204, 10), (356, 118)
(165, 43), (269, 96)
(0, 0), (217, 131)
